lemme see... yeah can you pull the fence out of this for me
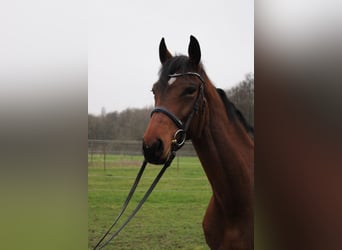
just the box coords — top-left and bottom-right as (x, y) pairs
(88, 139), (197, 168)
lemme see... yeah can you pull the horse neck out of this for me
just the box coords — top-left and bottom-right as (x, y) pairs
(191, 81), (254, 216)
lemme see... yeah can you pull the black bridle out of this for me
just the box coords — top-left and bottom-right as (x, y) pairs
(151, 72), (205, 149)
(93, 72), (205, 249)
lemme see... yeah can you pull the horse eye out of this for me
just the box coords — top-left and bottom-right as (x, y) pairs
(182, 86), (197, 96)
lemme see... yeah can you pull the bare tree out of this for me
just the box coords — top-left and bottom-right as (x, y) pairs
(88, 74), (254, 139)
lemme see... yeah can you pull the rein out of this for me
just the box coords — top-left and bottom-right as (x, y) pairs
(93, 156), (174, 249)
(93, 72), (205, 249)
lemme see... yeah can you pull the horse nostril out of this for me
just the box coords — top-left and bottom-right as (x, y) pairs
(143, 138), (164, 164)
(155, 138), (163, 152)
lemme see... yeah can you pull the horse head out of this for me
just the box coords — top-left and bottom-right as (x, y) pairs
(142, 36), (207, 164)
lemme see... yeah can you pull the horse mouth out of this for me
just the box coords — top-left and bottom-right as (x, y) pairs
(145, 157), (166, 165)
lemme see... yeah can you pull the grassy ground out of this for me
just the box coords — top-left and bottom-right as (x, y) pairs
(88, 155), (212, 249)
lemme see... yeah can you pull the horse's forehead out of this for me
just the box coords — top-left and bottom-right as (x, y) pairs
(168, 77), (177, 85)
(155, 77), (177, 89)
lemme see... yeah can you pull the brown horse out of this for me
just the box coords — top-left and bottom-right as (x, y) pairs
(143, 36), (254, 250)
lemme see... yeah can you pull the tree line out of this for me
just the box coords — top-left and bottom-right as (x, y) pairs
(88, 73), (254, 140)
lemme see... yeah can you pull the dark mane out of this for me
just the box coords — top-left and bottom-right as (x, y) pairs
(216, 88), (254, 138)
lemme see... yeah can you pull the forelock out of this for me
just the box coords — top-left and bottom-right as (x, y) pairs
(158, 55), (190, 82)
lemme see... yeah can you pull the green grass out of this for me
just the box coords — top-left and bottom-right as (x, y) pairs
(88, 155), (212, 249)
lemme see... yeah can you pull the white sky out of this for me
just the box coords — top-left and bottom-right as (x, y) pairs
(88, 0), (254, 115)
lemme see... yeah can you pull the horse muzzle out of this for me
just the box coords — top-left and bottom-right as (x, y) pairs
(142, 138), (167, 164)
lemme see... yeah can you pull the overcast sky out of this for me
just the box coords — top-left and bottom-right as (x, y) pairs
(88, 0), (254, 115)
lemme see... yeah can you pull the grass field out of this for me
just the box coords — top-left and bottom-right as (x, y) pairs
(88, 155), (212, 249)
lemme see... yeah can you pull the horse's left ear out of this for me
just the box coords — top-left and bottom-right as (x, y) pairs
(188, 35), (201, 65)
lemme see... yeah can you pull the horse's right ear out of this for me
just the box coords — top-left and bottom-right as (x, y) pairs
(188, 35), (201, 66)
(159, 38), (172, 64)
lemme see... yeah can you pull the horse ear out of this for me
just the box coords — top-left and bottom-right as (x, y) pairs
(159, 38), (172, 64)
(188, 35), (201, 65)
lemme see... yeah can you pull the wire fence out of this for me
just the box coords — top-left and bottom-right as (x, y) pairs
(88, 139), (197, 168)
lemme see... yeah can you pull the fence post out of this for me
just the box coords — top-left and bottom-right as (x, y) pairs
(102, 142), (107, 171)
(177, 154), (179, 172)
(90, 141), (94, 167)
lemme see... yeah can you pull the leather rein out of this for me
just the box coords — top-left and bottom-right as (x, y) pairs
(93, 72), (205, 249)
